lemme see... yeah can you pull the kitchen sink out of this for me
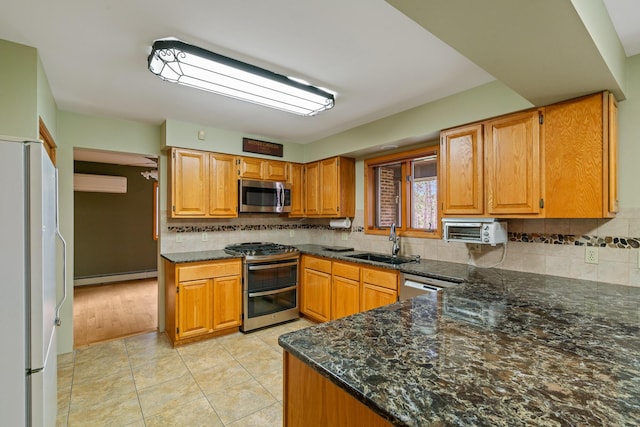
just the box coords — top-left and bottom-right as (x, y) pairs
(346, 252), (417, 265)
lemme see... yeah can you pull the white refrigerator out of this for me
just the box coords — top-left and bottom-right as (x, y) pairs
(0, 140), (64, 426)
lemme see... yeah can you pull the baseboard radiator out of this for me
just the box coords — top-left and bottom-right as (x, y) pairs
(74, 270), (158, 287)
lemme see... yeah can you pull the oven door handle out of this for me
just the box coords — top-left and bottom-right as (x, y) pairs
(249, 285), (297, 298)
(248, 261), (298, 271)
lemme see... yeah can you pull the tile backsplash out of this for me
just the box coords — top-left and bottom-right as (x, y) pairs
(160, 208), (640, 288)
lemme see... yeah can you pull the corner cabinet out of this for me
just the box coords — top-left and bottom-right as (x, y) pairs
(164, 258), (242, 346)
(168, 148), (238, 218)
(304, 156), (356, 218)
(543, 91), (618, 218)
(440, 91), (618, 219)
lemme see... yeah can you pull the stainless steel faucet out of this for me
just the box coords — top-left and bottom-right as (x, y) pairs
(389, 223), (400, 257)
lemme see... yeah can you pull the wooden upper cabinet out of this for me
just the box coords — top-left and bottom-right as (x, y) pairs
(238, 156), (263, 180)
(304, 161), (321, 216)
(169, 148), (237, 218)
(209, 153), (238, 217)
(264, 160), (289, 181)
(485, 110), (542, 215)
(288, 163), (305, 217)
(543, 91), (618, 218)
(440, 124), (484, 215)
(305, 156), (355, 218)
(238, 156), (289, 181)
(170, 148), (209, 217)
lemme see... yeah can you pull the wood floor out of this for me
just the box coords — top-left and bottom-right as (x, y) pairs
(73, 278), (158, 348)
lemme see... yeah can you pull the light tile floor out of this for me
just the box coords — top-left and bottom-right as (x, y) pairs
(57, 318), (315, 426)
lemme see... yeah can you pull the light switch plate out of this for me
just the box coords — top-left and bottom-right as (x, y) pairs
(202, 232), (208, 242)
(341, 232), (349, 241)
(289, 230), (295, 237)
(176, 234), (183, 243)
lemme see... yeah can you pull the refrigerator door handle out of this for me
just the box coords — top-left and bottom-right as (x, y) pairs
(54, 168), (67, 326)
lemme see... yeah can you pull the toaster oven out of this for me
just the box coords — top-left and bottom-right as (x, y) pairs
(442, 218), (508, 246)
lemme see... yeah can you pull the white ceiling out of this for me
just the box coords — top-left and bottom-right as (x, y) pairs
(0, 0), (638, 149)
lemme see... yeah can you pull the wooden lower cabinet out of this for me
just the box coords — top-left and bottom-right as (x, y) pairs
(361, 283), (397, 311)
(301, 256), (332, 322)
(164, 258), (242, 346)
(301, 255), (398, 322)
(284, 351), (393, 427)
(331, 261), (361, 319)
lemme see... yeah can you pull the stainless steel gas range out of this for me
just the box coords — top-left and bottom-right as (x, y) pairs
(224, 242), (299, 332)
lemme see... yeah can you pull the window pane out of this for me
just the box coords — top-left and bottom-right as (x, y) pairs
(375, 163), (402, 228)
(411, 156), (437, 231)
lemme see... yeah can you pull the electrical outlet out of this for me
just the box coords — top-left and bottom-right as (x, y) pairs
(637, 251), (640, 269)
(175, 234), (183, 243)
(289, 230), (295, 238)
(341, 232), (349, 241)
(202, 232), (208, 242)
(585, 246), (598, 264)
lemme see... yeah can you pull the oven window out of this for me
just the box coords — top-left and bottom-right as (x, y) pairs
(247, 289), (297, 318)
(247, 263), (297, 293)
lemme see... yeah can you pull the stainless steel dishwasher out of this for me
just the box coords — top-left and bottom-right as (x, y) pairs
(399, 273), (463, 300)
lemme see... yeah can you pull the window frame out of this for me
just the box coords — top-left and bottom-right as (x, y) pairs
(364, 145), (441, 239)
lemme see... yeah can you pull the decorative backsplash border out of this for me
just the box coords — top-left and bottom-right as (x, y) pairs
(166, 224), (638, 249)
(167, 224), (366, 233)
(509, 233), (640, 249)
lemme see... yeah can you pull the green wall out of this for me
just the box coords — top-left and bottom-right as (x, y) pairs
(617, 54), (640, 208)
(305, 80), (532, 162)
(74, 162), (157, 278)
(0, 39), (38, 140)
(163, 119), (305, 163)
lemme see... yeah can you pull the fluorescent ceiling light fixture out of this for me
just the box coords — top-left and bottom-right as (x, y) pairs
(147, 39), (335, 116)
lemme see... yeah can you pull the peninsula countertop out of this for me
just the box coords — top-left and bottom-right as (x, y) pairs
(279, 267), (640, 426)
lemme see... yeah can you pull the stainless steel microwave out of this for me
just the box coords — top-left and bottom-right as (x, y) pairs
(442, 218), (508, 246)
(239, 179), (292, 213)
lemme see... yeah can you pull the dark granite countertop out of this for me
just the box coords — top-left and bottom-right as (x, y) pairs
(279, 267), (640, 426)
(161, 249), (238, 263)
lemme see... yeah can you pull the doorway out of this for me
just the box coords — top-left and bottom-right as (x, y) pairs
(72, 148), (159, 347)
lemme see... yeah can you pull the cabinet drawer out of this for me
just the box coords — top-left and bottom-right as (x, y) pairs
(304, 256), (332, 274)
(178, 259), (241, 282)
(362, 268), (397, 291)
(332, 262), (360, 281)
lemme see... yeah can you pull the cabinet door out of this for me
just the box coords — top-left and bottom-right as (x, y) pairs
(301, 267), (331, 322)
(264, 160), (288, 181)
(171, 148), (209, 217)
(304, 161), (321, 216)
(332, 276), (360, 320)
(607, 93), (619, 215)
(212, 275), (241, 330)
(320, 157), (339, 216)
(361, 283), (397, 312)
(440, 124), (484, 215)
(288, 163), (305, 217)
(485, 110), (541, 215)
(238, 157), (264, 180)
(177, 279), (212, 339)
(209, 153), (238, 217)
